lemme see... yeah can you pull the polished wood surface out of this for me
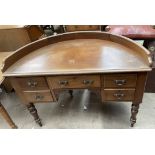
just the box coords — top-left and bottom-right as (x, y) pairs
(2, 32), (152, 76)
(2, 32), (152, 127)
(133, 72), (147, 103)
(103, 73), (137, 88)
(101, 89), (135, 101)
(23, 90), (53, 103)
(47, 75), (100, 89)
(16, 77), (48, 90)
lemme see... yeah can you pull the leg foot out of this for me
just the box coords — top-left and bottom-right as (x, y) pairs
(68, 90), (73, 97)
(12, 125), (18, 129)
(26, 103), (42, 127)
(0, 102), (17, 129)
(130, 103), (140, 127)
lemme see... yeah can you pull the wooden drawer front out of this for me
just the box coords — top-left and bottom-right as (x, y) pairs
(23, 90), (53, 103)
(16, 77), (48, 90)
(102, 89), (135, 101)
(103, 74), (137, 88)
(47, 75), (101, 89)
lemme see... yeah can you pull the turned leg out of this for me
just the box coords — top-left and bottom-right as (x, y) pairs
(0, 102), (17, 129)
(26, 103), (42, 127)
(68, 90), (73, 97)
(130, 103), (140, 127)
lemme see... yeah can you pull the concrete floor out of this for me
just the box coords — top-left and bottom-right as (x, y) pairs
(0, 90), (155, 129)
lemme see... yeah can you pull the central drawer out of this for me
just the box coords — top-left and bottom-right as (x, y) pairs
(47, 75), (101, 89)
(23, 90), (53, 103)
(103, 74), (137, 88)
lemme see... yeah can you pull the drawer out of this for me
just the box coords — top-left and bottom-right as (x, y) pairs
(101, 89), (135, 101)
(16, 77), (48, 90)
(103, 74), (137, 88)
(23, 90), (53, 103)
(47, 75), (101, 89)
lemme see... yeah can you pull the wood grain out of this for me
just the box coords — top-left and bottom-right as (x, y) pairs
(0, 25), (44, 52)
(2, 32), (151, 75)
(133, 72), (148, 103)
(1, 32), (151, 127)
(103, 73), (137, 88)
(0, 26), (31, 52)
(101, 89), (135, 101)
(47, 75), (101, 89)
(15, 77), (48, 90)
(23, 90), (53, 103)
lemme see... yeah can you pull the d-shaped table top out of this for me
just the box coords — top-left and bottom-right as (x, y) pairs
(2, 32), (152, 76)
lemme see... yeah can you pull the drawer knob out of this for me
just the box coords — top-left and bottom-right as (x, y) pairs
(114, 79), (126, 86)
(114, 93), (125, 100)
(35, 95), (44, 101)
(27, 81), (38, 87)
(59, 80), (69, 86)
(83, 80), (94, 85)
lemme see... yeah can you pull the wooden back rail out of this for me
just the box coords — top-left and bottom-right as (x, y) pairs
(1, 32), (152, 73)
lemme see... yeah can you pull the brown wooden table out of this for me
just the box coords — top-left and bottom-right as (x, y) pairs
(0, 52), (17, 128)
(2, 32), (152, 127)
